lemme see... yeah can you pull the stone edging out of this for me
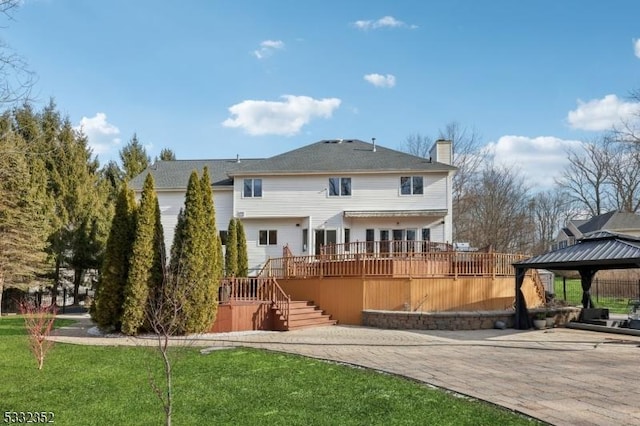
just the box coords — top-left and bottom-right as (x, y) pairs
(362, 307), (581, 330)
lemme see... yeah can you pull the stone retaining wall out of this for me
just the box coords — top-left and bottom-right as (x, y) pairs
(362, 307), (582, 330)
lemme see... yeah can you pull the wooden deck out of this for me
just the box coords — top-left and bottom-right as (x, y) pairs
(210, 246), (545, 331)
(258, 247), (545, 325)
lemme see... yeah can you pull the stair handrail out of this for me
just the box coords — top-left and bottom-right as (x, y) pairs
(267, 277), (290, 326)
(256, 258), (272, 278)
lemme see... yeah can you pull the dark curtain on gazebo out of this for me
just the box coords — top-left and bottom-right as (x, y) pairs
(579, 268), (597, 309)
(514, 267), (532, 329)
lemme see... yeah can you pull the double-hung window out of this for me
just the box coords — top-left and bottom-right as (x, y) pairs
(329, 177), (351, 196)
(244, 178), (262, 198)
(400, 176), (423, 195)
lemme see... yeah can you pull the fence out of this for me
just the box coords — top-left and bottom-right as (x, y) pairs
(554, 278), (640, 313)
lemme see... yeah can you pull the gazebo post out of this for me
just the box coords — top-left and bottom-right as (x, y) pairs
(514, 266), (532, 330)
(579, 268), (597, 309)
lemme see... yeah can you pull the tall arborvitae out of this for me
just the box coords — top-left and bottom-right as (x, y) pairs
(224, 218), (238, 276)
(121, 174), (164, 335)
(91, 184), (136, 330)
(197, 167), (222, 330)
(235, 219), (249, 277)
(172, 171), (205, 333)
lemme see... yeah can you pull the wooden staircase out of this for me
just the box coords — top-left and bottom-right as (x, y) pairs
(273, 301), (337, 331)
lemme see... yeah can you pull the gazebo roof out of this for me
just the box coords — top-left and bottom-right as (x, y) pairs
(514, 231), (640, 271)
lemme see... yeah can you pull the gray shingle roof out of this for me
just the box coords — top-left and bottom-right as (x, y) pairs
(130, 139), (455, 190)
(229, 139), (455, 176)
(129, 158), (263, 190)
(515, 231), (640, 270)
(577, 211), (640, 234)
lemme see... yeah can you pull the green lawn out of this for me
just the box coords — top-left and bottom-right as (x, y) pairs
(553, 278), (632, 314)
(0, 317), (540, 425)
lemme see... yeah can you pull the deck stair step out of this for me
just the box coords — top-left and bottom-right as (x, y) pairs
(273, 300), (337, 331)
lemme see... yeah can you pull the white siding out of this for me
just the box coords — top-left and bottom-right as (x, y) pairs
(234, 173), (449, 222)
(155, 170), (454, 272)
(240, 217), (303, 274)
(156, 190), (185, 252)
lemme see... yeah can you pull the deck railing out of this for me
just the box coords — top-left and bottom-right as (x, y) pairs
(218, 277), (290, 324)
(261, 250), (527, 279)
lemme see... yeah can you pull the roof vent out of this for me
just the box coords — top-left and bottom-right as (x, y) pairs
(236, 154), (240, 163)
(372, 137), (376, 152)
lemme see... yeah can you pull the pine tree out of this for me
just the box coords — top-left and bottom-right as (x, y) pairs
(120, 133), (150, 181)
(236, 219), (249, 277)
(0, 132), (49, 315)
(158, 148), (176, 161)
(224, 218), (238, 276)
(91, 184), (136, 330)
(121, 174), (164, 335)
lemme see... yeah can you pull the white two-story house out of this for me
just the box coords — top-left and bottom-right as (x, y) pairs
(130, 138), (456, 274)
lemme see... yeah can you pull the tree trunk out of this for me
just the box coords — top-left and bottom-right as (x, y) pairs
(51, 258), (61, 307)
(0, 281), (4, 316)
(73, 268), (85, 305)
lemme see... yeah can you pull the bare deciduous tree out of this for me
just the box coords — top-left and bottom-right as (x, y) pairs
(529, 189), (569, 254)
(401, 121), (487, 243)
(606, 141), (640, 213)
(0, 0), (35, 105)
(612, 89), (640, 144)
(144, 257), (196, 426)
(463, 164), (532, 253)
(19, 299), (57, 370)
(402, 132), (433, 158)
(438, 122), (487, 243)
(555, 139), (611, 217)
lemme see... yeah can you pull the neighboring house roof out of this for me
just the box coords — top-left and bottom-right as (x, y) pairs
(229, 139), (455, 176)
(554, 212), (640, 243)
(561, 227), (574, 238)
(517, 231), (640, 270)
(130, 139), (456, 190)
(580, 211), (640, 233)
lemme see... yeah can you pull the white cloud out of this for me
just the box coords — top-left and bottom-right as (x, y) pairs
(75, 112), (121, 155)
(364, 73), (396, 88)
(253, 39), (285, 59)
(634, 38), (640, 58)
(222, 95), (341, 136)
(485, 135), (582, 189)
(566, 94), (640, 131)
(352, 16), (417, 31)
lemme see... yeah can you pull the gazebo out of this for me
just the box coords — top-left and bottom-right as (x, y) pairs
(513, 231), (640, 330)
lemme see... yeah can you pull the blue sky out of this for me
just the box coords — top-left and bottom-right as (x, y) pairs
(5, 0), (640, 190)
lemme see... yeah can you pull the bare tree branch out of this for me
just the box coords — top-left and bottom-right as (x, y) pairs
(555, 139), (611, 217)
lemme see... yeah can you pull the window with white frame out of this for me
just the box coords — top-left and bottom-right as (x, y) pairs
(329, 177), (351, 196)
(400, 176), (423, 195)
(258, 229), (277, 245)
(244, 178), (262, 198)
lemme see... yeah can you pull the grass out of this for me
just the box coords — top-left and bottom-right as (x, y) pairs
(553, 277), (632, 314)
(0, 317), (541, 426)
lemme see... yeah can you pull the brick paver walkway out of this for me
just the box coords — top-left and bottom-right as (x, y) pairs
(52, 314), (640, 425)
